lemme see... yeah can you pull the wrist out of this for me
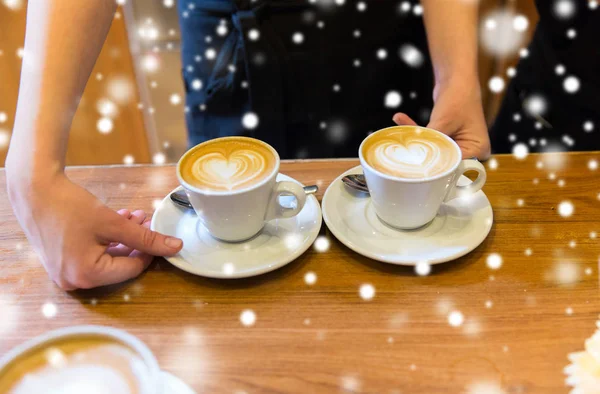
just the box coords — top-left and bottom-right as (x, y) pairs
(5, 150), (64, 200)
(433, 74), (482, 102)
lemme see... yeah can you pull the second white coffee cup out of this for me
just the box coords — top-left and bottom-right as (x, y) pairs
(359, 125), (487, 229)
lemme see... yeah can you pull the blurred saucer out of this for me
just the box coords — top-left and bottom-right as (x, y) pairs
(322, 166), (493, 265)
(161, 371), (195, 394)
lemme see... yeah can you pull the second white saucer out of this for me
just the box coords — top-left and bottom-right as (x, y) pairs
(322, 166), (493, 266)
(151, 174), (322, 279)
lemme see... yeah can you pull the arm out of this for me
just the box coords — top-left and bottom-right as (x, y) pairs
(7, 0), (116, 179)
(421, 0), (479, 91)
(6, 0), (182, 290)
(393, 1), (491, 159)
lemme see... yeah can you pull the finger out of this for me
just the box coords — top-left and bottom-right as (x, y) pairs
(392, 113), (418, 126)
(130, 210), (146, 225)
(117, 209), (131, 218)
(106, 211), (150, 256)
(85, 251), (153, 288)
(105, 213), (183, 256)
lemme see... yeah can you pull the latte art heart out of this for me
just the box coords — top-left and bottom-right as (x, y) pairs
(363, 127), (459, 179)
(193, 150), (265, 190)
(180, 137), (277, 191)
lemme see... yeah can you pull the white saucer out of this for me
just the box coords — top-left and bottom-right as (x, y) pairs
(161, 371), (196, 394)
(151, 174), (322, 278)
(322, 166), (493, 265)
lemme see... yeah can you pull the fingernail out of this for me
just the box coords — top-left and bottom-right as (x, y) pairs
(165, 237), (182, 248)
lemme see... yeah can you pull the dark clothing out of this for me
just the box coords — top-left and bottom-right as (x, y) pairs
(491, 0), (600, 153)
(178, 0), (434, 159)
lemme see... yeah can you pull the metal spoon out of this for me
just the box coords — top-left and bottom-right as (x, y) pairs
(170, 185), (319, 210)
(341, 157), (480, 194)
(342, 174), (369, 193)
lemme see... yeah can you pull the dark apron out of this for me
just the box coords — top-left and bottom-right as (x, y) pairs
(490, 0), (600, 153)
(178, 0), (434, 158)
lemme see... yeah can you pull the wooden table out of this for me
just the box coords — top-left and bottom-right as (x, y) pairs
(1, 153), (599, 393)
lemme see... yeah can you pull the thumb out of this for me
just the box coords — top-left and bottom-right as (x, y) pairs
(106, 214), (183, 256)
(392, 113), (418, 126)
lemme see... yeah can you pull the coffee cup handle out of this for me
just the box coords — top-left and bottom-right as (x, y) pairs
(444, 159), (487, 202)
(265, 181), (308, 221)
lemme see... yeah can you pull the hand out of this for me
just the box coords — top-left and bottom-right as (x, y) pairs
(7, 173), (183, 290)
(393, 80), (491, 160)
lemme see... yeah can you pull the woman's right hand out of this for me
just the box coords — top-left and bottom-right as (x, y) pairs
(7, 172), (183, 290)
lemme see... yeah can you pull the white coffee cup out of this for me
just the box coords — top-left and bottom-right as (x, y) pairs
(177, 137), (307, 242)
(359, 126), (487, 229)
(0, 325), (161, 394)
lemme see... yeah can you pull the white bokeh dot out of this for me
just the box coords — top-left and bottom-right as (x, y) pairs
(357, 1), (366, 11)
(488, 158), (498, 170)
(191, 79), (202, 91)
(123, 154), (135, 165)
(304, 271), (317, 285)
(566, 307), (573, 315)
(513, 15), (529, 32)
(242, 112), (259, 129)
(558, 201), (574, 217)
(524, 95), (547, 117)
(588, 159), (598, 170)
(512, 143), (529, 160)
(96, 117), (113, 134)
(486, 253), (503, 270)
(448, 311), (464, 327)
(223, 262), (235, 276)
(248, 29), (260, 41)
(205, 48), (216, 60)
(506, 67), (516, 77)
(399, 44), (424, 68)
(415, 261), (431, 276)
(152, 152), (166, 165)
(42, 302), (57, 319)
(555, 64), (566, 75)
(519, 48), (529, 58)
(488, 76), (505, 93)
(216, 24), (228, 36)
(313, 236), (330, 252)
(376, 48), (388, 60)
(240, 310), (256, 326)
(292, 32), (304, 44)
(384, 91), (402, 108)
(583, 121), (594, 132)
(554, 0), (576, 19)
(169, 94), (181, 105)
(566, 28), (577, 39)
(0, 112), (7, 123)
(359, 284), (375, 300)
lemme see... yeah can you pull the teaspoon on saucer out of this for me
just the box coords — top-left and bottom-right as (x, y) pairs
(170, 185), (319, 210)
(341, 157), (480, 194)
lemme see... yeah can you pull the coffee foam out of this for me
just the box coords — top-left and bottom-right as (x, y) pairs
(180, 137), (277, 191)
(362, 127), (459, 179)
(1, 338), (149, 394)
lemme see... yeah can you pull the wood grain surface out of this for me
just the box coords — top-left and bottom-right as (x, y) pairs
(0, 153), (599, 393)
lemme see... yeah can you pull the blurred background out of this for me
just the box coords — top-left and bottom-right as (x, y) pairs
(0, 0), (540, 166)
